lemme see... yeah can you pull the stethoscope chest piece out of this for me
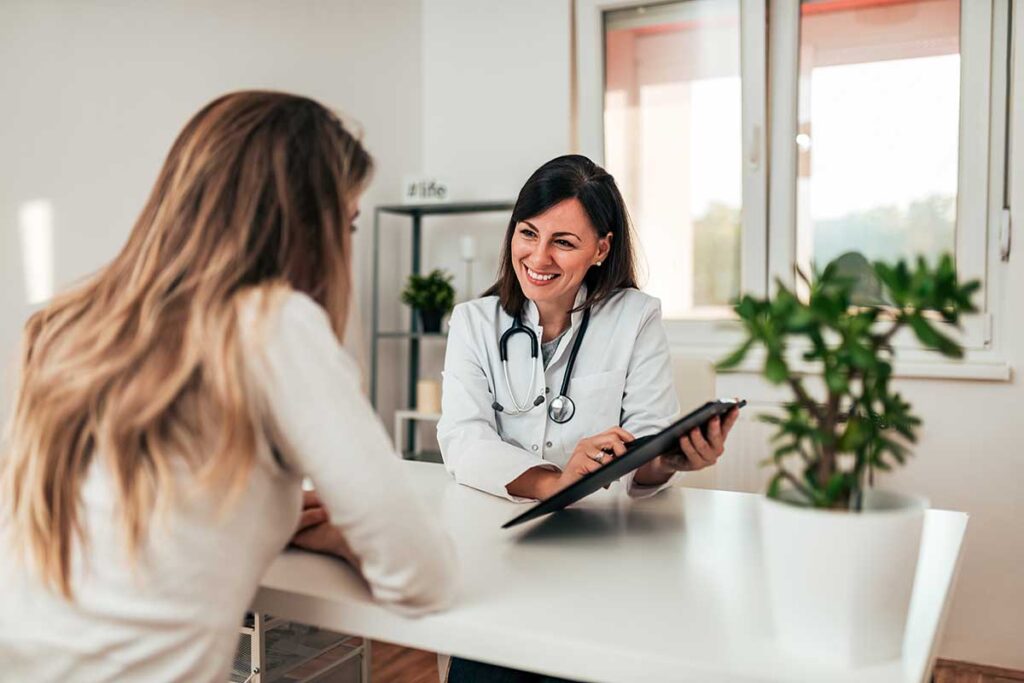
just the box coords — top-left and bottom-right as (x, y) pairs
(547, 394), (575, 423)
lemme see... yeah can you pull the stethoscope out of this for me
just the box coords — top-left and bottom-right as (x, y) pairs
(490, 307), (591, 423)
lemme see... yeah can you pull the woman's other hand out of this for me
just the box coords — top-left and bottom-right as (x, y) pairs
(634, 407), (741, 485)
(290, 490), (359, 567)
(669, 406), (740, 471)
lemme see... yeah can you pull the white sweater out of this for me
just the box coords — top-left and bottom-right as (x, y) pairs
(0, 290), (458, 683)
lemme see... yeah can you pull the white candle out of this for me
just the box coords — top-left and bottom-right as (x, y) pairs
(416, 379), (442, 414)
(460, 235), (476, 260)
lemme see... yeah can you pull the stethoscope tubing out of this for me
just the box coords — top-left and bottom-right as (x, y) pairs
(495, 307), (590, 423)
(500, 355), (540, 413)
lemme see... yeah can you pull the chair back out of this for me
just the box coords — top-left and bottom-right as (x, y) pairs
(670, 354), (718, 489)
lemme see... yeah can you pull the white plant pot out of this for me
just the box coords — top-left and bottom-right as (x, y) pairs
(758, 489), (927, 667)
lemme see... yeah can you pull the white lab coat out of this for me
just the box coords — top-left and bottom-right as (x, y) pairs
(437, 285), (681, 502)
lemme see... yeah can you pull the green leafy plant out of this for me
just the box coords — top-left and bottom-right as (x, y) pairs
(718, 253), (979, 510)
(401, 269), (456, 313)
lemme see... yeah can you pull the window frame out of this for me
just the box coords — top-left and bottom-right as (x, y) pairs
(577, 0), (767, 346)
(575, 0), (1012, 380)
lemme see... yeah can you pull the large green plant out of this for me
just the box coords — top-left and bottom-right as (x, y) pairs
(718, 254), (979, 510)
(401, 268), (456, 313)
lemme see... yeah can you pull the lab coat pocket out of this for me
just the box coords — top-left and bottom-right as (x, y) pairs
(558, 368), (627, 453)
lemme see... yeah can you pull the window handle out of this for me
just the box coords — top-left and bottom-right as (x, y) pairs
(747, 125), (761, 170)
(999, 208), (1012, 262)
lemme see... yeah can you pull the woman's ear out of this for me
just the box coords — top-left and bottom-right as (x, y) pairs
(596, 233), (613, 265)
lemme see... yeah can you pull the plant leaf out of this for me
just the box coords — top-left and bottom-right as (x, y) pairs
(717, 338), (754, 371)
(765, 354), (788, 384)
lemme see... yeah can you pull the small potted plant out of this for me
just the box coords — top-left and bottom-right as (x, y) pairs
(718, 252), (978, 665)
(401, 268), (456, 333)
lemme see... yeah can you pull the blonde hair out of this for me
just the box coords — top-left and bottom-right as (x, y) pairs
(1, 91), (373, 598)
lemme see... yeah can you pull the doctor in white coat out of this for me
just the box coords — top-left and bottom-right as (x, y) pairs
(438, 154), (740, 508)
(438, 155), (740, 682)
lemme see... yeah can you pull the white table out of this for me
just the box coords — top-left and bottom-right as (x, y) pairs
(254, 461), (968, 683)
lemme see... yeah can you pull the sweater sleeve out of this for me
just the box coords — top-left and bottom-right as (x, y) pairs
(240, 290), (458, 615)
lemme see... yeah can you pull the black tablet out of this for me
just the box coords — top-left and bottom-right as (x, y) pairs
(501, 399), (746, 529)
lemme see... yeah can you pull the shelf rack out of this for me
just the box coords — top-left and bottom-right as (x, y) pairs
(370, 201), (514, 456)
(232, 612), (368, 682)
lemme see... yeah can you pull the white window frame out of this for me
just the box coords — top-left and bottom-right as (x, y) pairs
(577, 0), (766, 355)
(575, 0), (1012, 380)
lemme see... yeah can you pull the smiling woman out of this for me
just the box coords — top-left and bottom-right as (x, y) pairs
(512, 199), (609, 341)
(437, 154), (740, 682)
(447, 153), (737, 505)
(483, 155), (638, 338)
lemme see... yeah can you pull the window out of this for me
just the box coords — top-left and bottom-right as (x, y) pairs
(591, 0), (767, 326)
(795, 0), (960, 291)
(604, 1), (744, 318)
(576, 0), (1010, 376)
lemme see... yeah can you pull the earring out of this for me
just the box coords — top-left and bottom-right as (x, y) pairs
(596, 261), (603, 266)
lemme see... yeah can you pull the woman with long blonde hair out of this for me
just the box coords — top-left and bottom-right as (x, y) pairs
(0, 91), (456, 682)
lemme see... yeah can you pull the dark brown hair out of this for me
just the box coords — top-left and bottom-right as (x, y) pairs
(484, 154), (638, 316)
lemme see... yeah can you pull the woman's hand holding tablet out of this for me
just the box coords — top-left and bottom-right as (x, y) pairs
(633, 405), (741, 486)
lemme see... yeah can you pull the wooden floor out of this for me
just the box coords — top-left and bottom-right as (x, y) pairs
(934, 659), (1024, 683)
(366, 644), (1024, 683)
(370, 640), (439, 683)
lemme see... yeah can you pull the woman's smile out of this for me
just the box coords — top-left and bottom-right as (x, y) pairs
(524, 265), (560, 285)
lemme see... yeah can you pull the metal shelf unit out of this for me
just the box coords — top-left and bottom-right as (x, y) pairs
(232, 612), (369, 683)
(370, 201), (514, 456)
(392, 409), (442, 462)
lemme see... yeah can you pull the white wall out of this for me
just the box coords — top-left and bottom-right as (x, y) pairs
(0, 0), (423, 423)
(404, 0), (573, 452)
(420, 0), (1024, 671)
(422, 0), (572, 199)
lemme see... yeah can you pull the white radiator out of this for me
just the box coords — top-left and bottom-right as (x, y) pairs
(681, 405), (776, 494)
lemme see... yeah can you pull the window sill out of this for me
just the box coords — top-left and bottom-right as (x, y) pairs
(666, 313), (1010, 382)
(671, 346), (1012, 382)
